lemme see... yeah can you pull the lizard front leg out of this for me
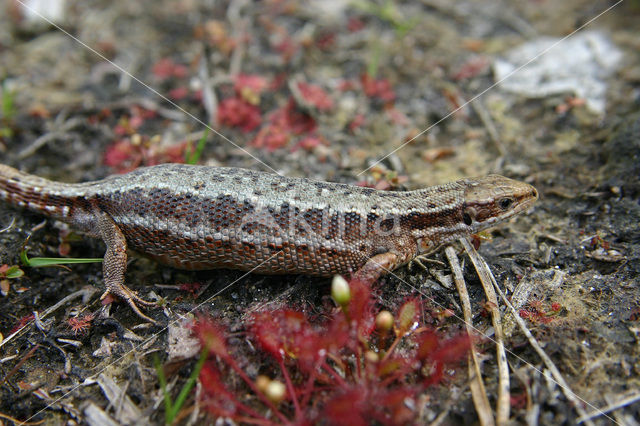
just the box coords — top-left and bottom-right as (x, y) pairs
(95, 209), (158, 324)
(352, 252), (401, 283)
(351, 237), (419, 283)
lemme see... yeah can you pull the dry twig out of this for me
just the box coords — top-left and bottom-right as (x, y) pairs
(460, 238), (510, 424)
(445, 246), (495, 426)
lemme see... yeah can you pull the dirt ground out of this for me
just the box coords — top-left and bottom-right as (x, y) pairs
(0, 0), (639, 424)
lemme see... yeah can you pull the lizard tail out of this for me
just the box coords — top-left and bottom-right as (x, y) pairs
(0, 163), (86, 220)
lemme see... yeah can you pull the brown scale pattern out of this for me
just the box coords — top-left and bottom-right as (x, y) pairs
(0, 163), (538, 321)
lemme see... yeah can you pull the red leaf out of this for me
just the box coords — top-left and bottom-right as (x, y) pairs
(251, 124), (291, 151)
(152, 58), (187, 80)
(251, 309), (348, 370)
(271, 98), (317, 134)
(199, 362), (240, 416)
(347, 279), (376, 340)
(360, 74), (395, 103)
(451, 56), (490, 81)
(291, 135), (323, 152)
(323, 387), (368, 426)
(192, 317), (230, 359)
(218, 97), (262, 132)
(296, 82), (333, 111)
(169, 87), (189, 100)
(348, 17), (365, 32)
(152, 58), (176, 80)
(103, 140), (141, 173)
(234, 74), (269, 105)
(349, 114), (365, 132)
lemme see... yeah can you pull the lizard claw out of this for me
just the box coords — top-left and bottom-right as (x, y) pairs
(101, 285), (159, 324)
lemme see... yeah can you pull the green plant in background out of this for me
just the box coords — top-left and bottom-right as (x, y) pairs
(1, 81), (16, 121)
(0, 264), (24, 279)
(352, 0), (419, 37)
(185, 129), (208, 164)
(352, 0), (418, 78)
(20, 250), (102, 268)
(0, 80), (17, 139)
(156, 348), (209, 425)
(367, 40), (383, 78)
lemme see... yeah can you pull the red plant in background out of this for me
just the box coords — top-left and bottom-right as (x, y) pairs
(451, 56), (490, 81)
(9, 314), (35, 335)
(233, 74), (269, 105)
(251, 123), (291, 151)
(296, 82), (334, 111)
(152, 58), (188, 81)
(518, 299), (563, 325)
(104, 107), (190, 173)
(360, 73), (396, 104)
(67, 314), (95, 336)
(191, 278), (470, 424)
(217, 97), (262, 133)
(252, 98), (317, 151)
(104, 138), (188, 174)
(291, 135), (324, 152)
(348, 17), (366, 33)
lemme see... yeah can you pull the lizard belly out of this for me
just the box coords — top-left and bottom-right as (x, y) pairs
(119, 222), (370, 276)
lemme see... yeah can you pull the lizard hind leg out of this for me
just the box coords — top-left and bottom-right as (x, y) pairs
(95, 209), (158, 324)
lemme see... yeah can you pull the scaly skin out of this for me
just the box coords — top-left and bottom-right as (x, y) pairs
(0, 163), (538, 322)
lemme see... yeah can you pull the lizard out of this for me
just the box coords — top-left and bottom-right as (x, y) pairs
(0, 163), (538, 323)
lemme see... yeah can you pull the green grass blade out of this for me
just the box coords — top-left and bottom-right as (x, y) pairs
(20, 250), (102, 267)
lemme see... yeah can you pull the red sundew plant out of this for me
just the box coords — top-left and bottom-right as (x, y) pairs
(296, 82), (334, 111)
(67, 314), (95, 336)
(151, 58), (189, 81)
(168, 86), (190, 101)
(347, 17), (366, 32)
(217, 97), (263, 133)
(251, 123), (291, 151)
(291, 135), (325, 152)
(103, 139), (189, 173)
(518, 299), (563, 325)
(9, 314), (35, 335)
(360, 73), (396, 103)
(233, 74), (269, 105)
(349, 113), (366, 133)
(273, 98), (318, 134)
(178, 282), (205, 297)
(451, 56), (490, 81)
(314, 32), (336, 50)
(191, 279), (470, 424)
(252, 98), (318, 151)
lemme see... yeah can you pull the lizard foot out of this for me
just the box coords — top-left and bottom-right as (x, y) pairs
(101, 284), (159, 324)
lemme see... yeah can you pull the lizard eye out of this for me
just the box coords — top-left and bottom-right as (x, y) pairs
(498, 197), (514, 210)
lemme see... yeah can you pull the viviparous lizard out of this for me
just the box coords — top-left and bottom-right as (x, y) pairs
(0, 163), (538, 322)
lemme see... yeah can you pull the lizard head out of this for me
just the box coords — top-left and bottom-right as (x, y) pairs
(462, 174), (538, 233)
